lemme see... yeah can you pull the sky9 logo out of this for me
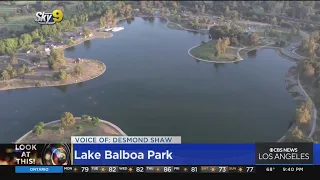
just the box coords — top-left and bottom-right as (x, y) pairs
(35, 9), (63, 25)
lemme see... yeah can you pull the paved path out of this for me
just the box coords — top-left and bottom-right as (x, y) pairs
(279, 31), (316, 139)
(297, 74), (317, 138)
(281, 30), (309, 61)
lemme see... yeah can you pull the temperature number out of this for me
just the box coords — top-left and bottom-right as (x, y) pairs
(136, 167), (144, 173)
(81, 167), (89, 173)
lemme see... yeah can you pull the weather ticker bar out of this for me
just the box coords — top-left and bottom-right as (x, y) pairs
(0, 165), (317, 174)
(62, 165), (253, 173)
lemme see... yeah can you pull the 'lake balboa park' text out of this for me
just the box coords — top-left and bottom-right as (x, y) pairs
(74, 150), (173, 160)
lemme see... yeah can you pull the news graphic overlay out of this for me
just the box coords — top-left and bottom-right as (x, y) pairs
(41, 144), (71, 165)
(0, 144), (70, 165)
(255, 143), (313, 164)
(35, 9), (63, 25)
(71, 136), (255, 165)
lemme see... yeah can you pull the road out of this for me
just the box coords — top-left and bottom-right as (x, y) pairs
(281, 30), (309, 60)
(263, 13), (320, 26)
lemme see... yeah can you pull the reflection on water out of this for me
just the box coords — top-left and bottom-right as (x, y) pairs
(77, 82), (84, 88)
(84, 40), (91, 49)
(65, 46), (76, 52)
(159, 17), (167, 24)
(126, 18), (134, 24)
(6, 89), (13, 95)
(247, 50), (257, 58)
(55, 85), (68, 93)
(142, 17), (155, 24)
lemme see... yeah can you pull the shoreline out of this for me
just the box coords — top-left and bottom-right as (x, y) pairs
(278, 66), (316, 142)
(0, 29), (113, 92)
(15, 117), (127, 143)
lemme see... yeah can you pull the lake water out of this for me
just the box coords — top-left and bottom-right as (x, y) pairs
(0, 17), (296, 143)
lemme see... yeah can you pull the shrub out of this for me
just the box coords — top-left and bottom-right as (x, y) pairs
(33, 125), (43, 136)
(76, 125), (83, 132)
(92, 117), (100, 126)
(81, 114), (91, 120)
(38, 122), (45, 128)
(59, 127), (64, 135)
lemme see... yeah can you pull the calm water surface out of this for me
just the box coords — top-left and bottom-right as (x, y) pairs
(0, 18), (295, 143)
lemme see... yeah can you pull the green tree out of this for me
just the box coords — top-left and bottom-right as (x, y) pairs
(215, 38), (223, 57)
(6, 64), (13, 72)
(66, 39), (75, 46)
(38, 122), (45, 128)
(231, 11), (239, 21)
(31, 29), (40, 39)
(99, 16), (107, 28)
(47, 58), (60, 70)
(296, 102), (311, 124)
(61, 112), (76, 127)
(303, 62), (315, 77)
(50, 48), (65, 65)
(76, 125), (83, 132)
(10, 69), (17, 78)
(83, 28), (92, 37)
(58, 127), (64, 135)
(0, 41), (5, 55)
(220, 15), (225, 21)
(249, 33), (260, 46)
(73, 64), (83, 76)
(53, 69), (70, 81)
(1, 70), (10, 81)
(33, 125), (43, 136)
(92, 117), (100, 126)
(9, 53), (18, 65)
(81, 114), (91, 120)
(222, 37), (230, 53)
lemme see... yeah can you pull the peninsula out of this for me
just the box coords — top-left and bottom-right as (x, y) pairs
(15, 112), (126, 144)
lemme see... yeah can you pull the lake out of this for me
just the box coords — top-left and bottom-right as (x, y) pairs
(0, 17), (296, 143)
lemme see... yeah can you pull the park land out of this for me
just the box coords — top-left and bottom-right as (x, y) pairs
(0, 1), (320, 143)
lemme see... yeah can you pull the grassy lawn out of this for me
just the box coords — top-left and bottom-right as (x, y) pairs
(190, 40), (239, 61)
(190, 40), (216, 60)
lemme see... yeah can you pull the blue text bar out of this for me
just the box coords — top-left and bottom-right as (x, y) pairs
(15, 166), (63, 173)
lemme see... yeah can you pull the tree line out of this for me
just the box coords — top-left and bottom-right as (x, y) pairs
(0, 1), (136, 56)
(32, 112), (101, 136)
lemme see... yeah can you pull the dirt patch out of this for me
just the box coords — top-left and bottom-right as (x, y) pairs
(0, 58), (105, 91)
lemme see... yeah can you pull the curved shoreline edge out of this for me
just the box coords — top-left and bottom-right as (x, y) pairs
(187, 42), (244, 64)
(15, 117), (127, 143)
(169, 18), (316, 142)
(0, 33), (114, 92)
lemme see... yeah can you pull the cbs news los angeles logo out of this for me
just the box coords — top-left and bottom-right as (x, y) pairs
(35, 9), (63, 25)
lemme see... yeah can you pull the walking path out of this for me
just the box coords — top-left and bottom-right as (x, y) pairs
(278, 31), (316, 139)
